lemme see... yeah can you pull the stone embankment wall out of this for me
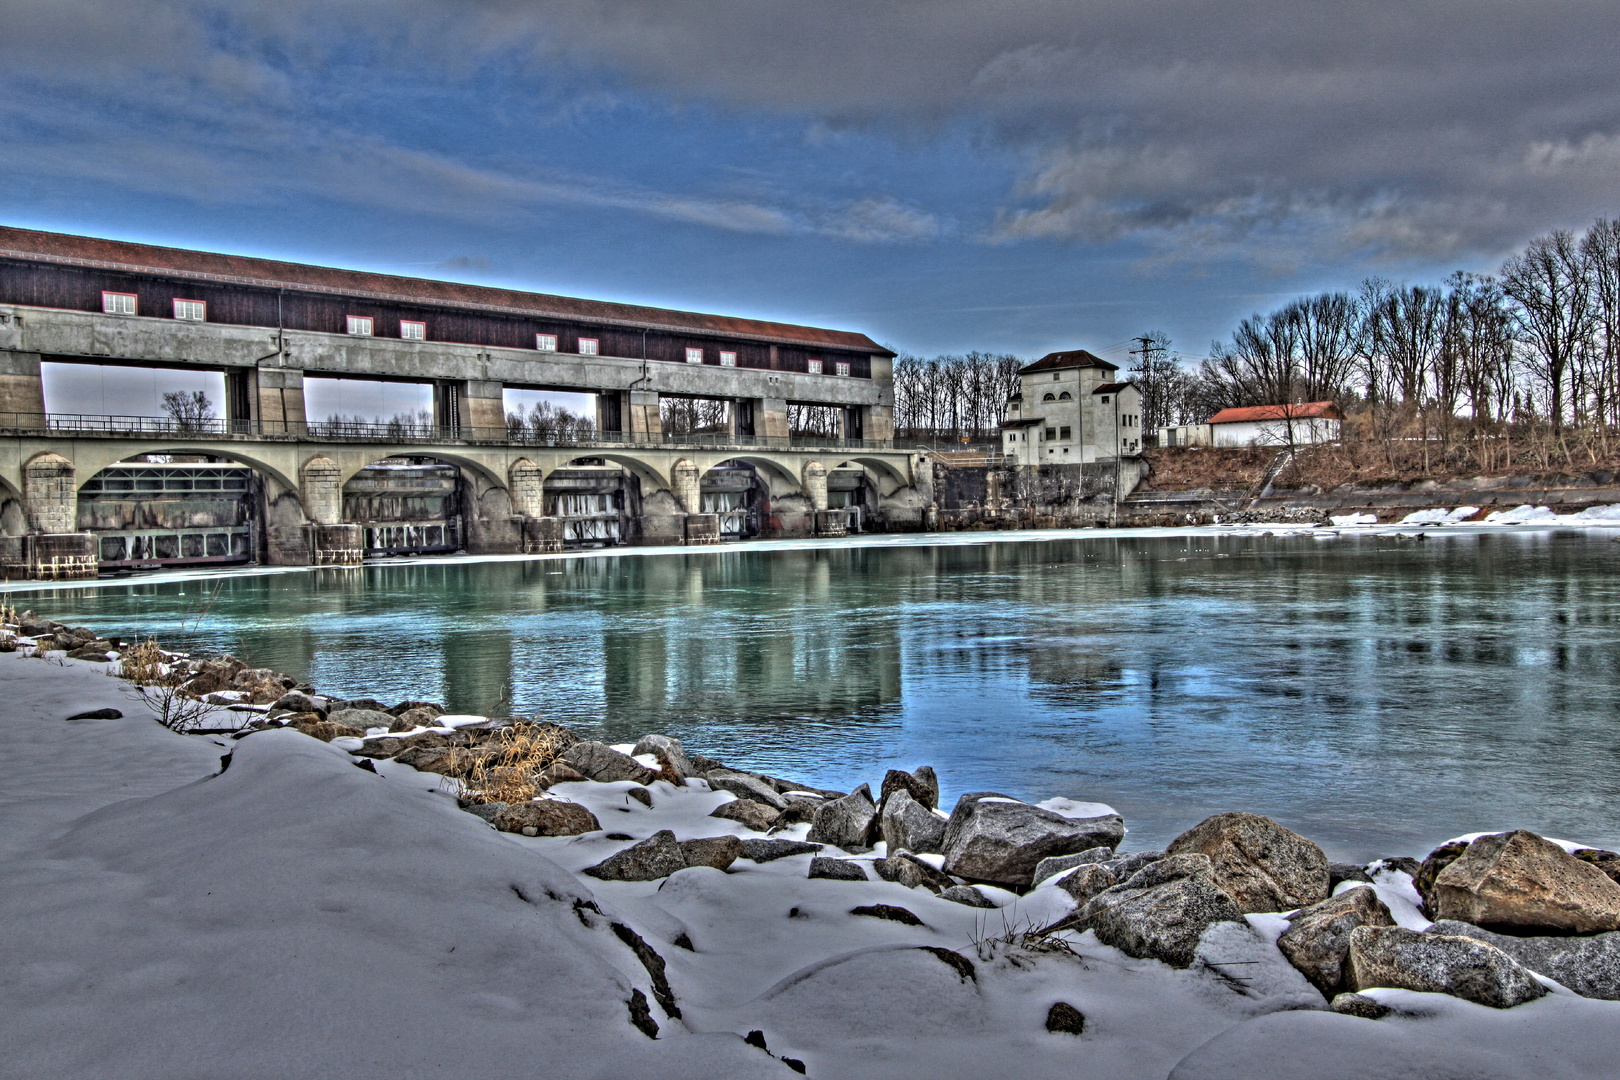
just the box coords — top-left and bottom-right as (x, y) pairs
(925, 459), (1149, 531)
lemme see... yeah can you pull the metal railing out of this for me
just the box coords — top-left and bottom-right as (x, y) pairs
(0, 412), (896, 452)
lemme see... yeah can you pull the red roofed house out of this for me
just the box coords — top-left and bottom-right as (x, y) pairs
(1206, 401), (1342, 447)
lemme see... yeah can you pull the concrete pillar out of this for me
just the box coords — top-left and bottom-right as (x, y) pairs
(457, 379), (505, 436)
(256, 366), (306, 435)
(671, 458), (701, 514)
(508, 459), (545, 518)
(863, 403), (895, 444)
(300, 455), (343, 526)
(24, 452), (76, 533)
(0, 351), (45, 424)
(627, 390), (660, 441)
(802, 460), (828, 512)
(758, 397), (790, 440)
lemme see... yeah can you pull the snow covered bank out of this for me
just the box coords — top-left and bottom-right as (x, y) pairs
(5, 648), (1620, 1079)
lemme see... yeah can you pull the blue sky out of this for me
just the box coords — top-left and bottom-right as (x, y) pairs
(8, 1), (1620, 375)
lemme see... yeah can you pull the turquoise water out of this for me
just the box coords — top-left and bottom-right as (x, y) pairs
(13, 529), (1620, 860)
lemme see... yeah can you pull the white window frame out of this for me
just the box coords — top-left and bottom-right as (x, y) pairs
(172, 298), (206, 322)
(102, 291), (137, 316)
(400, 320), (426, 340)
(835, 361), (850, 377)
(686, 347), (703, 364)
(719, 350), (737, 367)
(807, 359), (824, 375)
(346, 315), (374, 336)
(578, 337), (599, 356)
(536, 334), (558, 351)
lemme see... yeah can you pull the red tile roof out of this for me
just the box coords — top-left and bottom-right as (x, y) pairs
(1021, 349), (1119, 374)
(1208, 401), (1342, 424)
(0, 225), (892, 355)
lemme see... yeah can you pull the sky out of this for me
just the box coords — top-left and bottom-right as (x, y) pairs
(8, 0), (1620, 376)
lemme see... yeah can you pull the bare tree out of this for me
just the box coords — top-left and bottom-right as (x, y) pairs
(1502, 230), (1592, 432)
(162, 390), (214, 432)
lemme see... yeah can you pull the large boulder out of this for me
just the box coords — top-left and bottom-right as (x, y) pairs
(1052, 853), (1241, 968)
(1052, 863), (1117, 904)
(879, 789), (946, 854)
(582, 831), (688, 881)
(559, 741), (657, 785)
(491, 799), (600, 836)
(1032, 847), (1115, 887)
(879, 766), (939, 811)
(940, 792), (1124, 888)
(1165, 812), (1328, 913)
(271, 690), (326, 717)
(704, 769), (788, 811)
(1429, 920), (1620, 1000)
(1427, 830), (1620, 933)
(1574, 847), (1620, 885)
(741, 839), (821, 863)
(808, 857), (869, 882)
(1276, 886), (1396, 996)
(632, 734), (694, 777)
(327, 707), (395, 732)
(873, 851), (956, 894)
(709, 799), (782, 831)
(806, 783), (878, 852)
(1345, 925), (1548, 1009)
(677, 835), (744, 871)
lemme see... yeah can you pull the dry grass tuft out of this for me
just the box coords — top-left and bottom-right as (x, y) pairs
(452, 723), (573, 805)
(117, 638), (175, 687)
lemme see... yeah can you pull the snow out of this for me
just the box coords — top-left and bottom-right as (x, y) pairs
(5, 651), (1619, 1078)
(1330, 513), (1379, 526)
(1399, 506), (1480, 525)
(1037, 796), (1119, 820)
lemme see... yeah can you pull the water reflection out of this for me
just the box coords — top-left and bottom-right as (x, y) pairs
(15, 529), (1620, 860)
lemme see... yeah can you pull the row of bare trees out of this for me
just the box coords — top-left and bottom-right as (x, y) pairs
(892, 352), (1023, 443)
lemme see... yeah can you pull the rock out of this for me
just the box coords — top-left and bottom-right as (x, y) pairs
(621, 786), (651, 807)
(394, 744), (484, 776)
(1165, 812), (1329, 914)
(1414, 839), (1472, 909)
(181, 656), (245, 695)
(1329, 992), (1391, 1019)
(741, 839), (821, 862)
(775, 801), (819, 827)
(939, 885), (997, 908)
(330, 696), (391, 714)
(873, 851), (956, 893)
(1051, 853), (1243, 968)
(1032, 847), (1115, 887)
(64, 708), (122, 721)
(626, 988), (658, 1039)
(559, 741), (657, 785)
(1101, 850), (1166, 881)
(808, 857), (869, 882)
(1428, 919), (1620, 1000)
(678, 835), (744, 871)
(1329, 862), (1373, 889)
(940, 792), (1125, 888)
(583, 830), (688, 881)
(536, 761), (589, 788)
(632, 734), (694, 777)
(1373, 856), (1423, 878)
(352, 731), (450, 759)
(462, 801), (508, 823)
(1276, 886), (1396, 996)
(1045, 1002), (1086, 1035)
(389, 706), (441, 732)
(879, 789), (946, 854)
(1574, 848), (1620, 885)
(850, 904), (924, 926)
(704, 769), (788, 811)
(879, 766), (939, 811)
(388, 699), (444, 718)
(806, 783), (878, 852)
(65, 648), (111, 662)
(492, 800), (600, 836)
(709, 798), (783, 832)
(1346, 925), (1548, 1008)
(327, 707), (394, 733)
(294, 719), (365, 742)
(1054, 863), (1117, 903)
(1428, 830), (1620, 933)
(272, 691), (326, 717)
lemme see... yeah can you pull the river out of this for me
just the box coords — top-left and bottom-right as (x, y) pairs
(10, 527), (1620, 861)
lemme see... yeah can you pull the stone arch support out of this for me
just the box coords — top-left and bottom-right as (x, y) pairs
(508, 458), (545, 519)
(301, 455), (343, 526)
(671, 458), (701, 515)
(24, 452), (77, 534)
(801, 459), (828, 512)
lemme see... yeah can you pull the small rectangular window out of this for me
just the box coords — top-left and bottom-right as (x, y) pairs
(400, 320), (426, 340)
(835, 361), (851, 377)
(1060, 426), (1072, 440)
(536, 334), (558, 351)
(1101, 395), (1110, 404)
(102, 291), (137, 315)
(686, 347), (703, 364)
(173, 299), (206, 321)
(719, 351), (737, 367)
(346, 315), (374, 335)
(807, 359), (824, 374)
(578, 337), (599, 355)
(1045, 427), (1056, 440)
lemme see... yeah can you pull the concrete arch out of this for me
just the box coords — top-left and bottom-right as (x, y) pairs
(564, 452), (672, 492)
(67, 445), (300, 493)
(833, 455), (911, 487)
(694, 454), (802, 494)
(337, 448), (507, 491)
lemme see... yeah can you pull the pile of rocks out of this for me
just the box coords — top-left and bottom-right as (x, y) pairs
(1, 610), (124, 661)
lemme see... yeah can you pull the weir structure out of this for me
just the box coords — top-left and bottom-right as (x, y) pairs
(0, 228), (928, 579)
